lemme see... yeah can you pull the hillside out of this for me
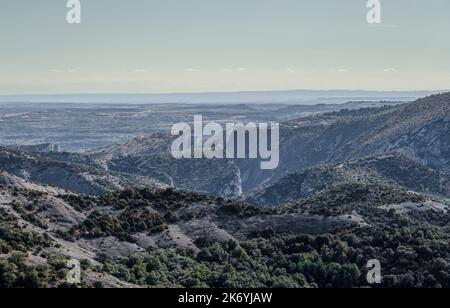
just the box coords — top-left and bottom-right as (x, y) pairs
(0, 169), (363, 250)
(239, 92), (450, 191)
(1, 171), (447, 288)
(95, 134), (243, 197)
(96, 92), (450, 196)
(246, 154), (450, 208)
(0, 147), (166, 196)
(0, 172), (369, 287)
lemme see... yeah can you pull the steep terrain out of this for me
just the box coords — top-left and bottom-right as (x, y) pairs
(239, 92), (450, 191)
(246, 154), (450, 208)
(2, 164), (385, 256)
(0, 171), (373, 287)
(0, 172), (136, 287)
(0, 147), (166, 195)
(96, 134), (243, 197)
(1, 93), (449, 288)
(1, 170), (447, 288)
(95, 92), (450, 196)
(13, 93), (449, 199)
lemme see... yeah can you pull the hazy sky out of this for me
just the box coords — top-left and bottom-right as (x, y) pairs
(0, 0), (449, 94)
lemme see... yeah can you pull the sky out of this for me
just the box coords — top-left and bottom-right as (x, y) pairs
(0, 0), (449, 95)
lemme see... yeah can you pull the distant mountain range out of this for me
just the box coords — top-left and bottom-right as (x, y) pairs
(0, 89), (445, 105)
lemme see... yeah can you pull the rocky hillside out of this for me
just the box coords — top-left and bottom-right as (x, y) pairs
(0, 147), (166, 196)
(95, 134), (243, 197)
(246, 154), (450, 208)
(98, 92), (450, 196)
(0, 171), (370, 287)
(0, 170), (447, 288)
(239, 92), (450, 191)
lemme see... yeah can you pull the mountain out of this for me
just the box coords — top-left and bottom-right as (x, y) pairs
(0, 136), (243, 198)
(246, 154), (450, 208)
(94, 134), (243, 198)
(0, 171), (371, 287)
(91, 92), (450, 196)
(0, 168), (448, 288)
(0, 146), (166, 195)
(17, 92), (449, 199)
(238, 92), (450, 191)
(0, 169), (361, 257)
(3, 92), (449, 200)
(1, 92), (449, 288)
(0, 171), (138, 287)
(81, 93), (450, 198)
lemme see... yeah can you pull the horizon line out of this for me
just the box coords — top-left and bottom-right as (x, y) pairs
(0, 88), (448, 98)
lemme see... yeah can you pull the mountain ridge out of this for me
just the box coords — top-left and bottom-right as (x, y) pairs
(245, 153), (450, 208)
